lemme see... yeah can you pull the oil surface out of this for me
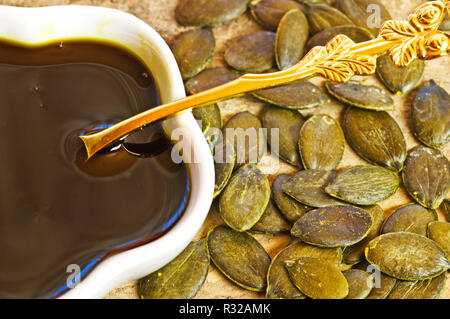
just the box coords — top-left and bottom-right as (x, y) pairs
(0, 39), (190, 298)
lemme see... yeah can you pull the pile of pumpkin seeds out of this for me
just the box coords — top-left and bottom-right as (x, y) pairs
(138, 0), (450, 299)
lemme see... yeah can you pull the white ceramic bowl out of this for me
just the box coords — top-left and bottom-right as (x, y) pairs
(0, 5), (215, 298)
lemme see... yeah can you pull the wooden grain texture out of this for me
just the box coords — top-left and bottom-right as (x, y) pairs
(1, 0), (447, 299)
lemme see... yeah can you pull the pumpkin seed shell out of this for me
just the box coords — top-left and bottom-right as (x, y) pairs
(353, 260), (397, 299)
(272, 174), (312, 223)
(175, 0), (250, 26)
(440, 12), (450, 31)
(381, 203), (437, 236)
(343, 205), (385, 265)
(427, 221), (450, 257)
(253, 81), (329, 110)
(282, 169), (345, 207)
(223, 111), (266, 165)
(325, 165), (401, 205)
(206, 225), (271, 291)
(325, 81), (394, 111)
(171, 28), (215, 80)
(192, 104), (222, 134)
(376, 55), (424, 95)
(411, 80), (450, 149)
(249, 0), (305, 31)
(267, 246), (306, 299)
(224, 31), (276, 73)
(285, 257), (349, 299)
(402, 146), (450, 209)
(213, 139), (236, 198)
(365, 232), (450, 280)
(297, 0), (331, 3)
(304, 4), (354, 35)
(275, 9), (309, 70)
(387, 273), (446, 299)
(299, 114), (345, 170)
(335, 0), (392, 36)
(262, 106), (305, 167)
(291, 206), (373, 247)
(343, 107), (406, 172)
(138, 240), (209, 299)
(343, 269), (374, 299)
(306, 25), (373, 51)
(185, 67), (239, 94)
(251, 199), (291, 233)
(267, 240), (342, 299)
(219, 164), (270, 231)
(442, 199), (450, 220)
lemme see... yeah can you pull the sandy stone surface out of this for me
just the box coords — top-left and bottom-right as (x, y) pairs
(0, 0), (448, 299)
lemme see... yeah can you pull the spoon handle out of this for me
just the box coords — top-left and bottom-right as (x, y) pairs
(81, 0), (449, 159)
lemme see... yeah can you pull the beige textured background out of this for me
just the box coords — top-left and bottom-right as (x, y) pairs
(0, 0), (448, 299)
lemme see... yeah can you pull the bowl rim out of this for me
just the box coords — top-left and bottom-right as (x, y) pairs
(0, 4), (215, 298)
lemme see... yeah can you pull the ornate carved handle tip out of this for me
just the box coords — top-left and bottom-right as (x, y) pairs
(292, 0), (450, 82)
(379, 0), (450, 66)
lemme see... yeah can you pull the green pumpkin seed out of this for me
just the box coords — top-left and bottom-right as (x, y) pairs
(381, 203), (437, 236)
(304, 4), (353, 35)
(282, 170), (345, 207)
(387, 273), (446, 299)
(325, 165), (401, 205)
(411, 80), (450, 149)
(343, 107), (406, 172)
(342, 270), (374, 299)
(213, 140), (235, 198)
(267, 244), (306, 299)
(365, 232), (450, 280)
(306, 25), (373, 51)
(272, 174), (312, 223)
(192, 104), (222, 134)
(267, 240), (342, 299)
(185, 67), (239, 94)
(286, 240), (343, 266)
(299, 114), (345, 170)
(249, 0), (305, 31)
(440, 12), (450, 31)
(224, 31), (276, 73)
(251, 199), (291, 233)
(262, 106), (305, 167)
(138, 240), (209, 299)
(427, 221), (450, 257)
(275, 9), (309, 70)
(296, 0), (332, 4)
(402, 146), (450, 209)
(285, 257), (349, 299)
(335, 0), (392, 37)
(223, 111), (266, 165)
(175, 0), (250, 26)
(343, 205), (385, 265)
(325, 81), (394, 111)
(376, 55), (425, 95)
(219, 164), (270, 231)
(291, 206), (373, 247)
(353, 260), (397, 299)
(442, 199), (450, 220)
(253, 81), (329, 110)
(206, 225), (271, 291)
(171, 28), (215, 80)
